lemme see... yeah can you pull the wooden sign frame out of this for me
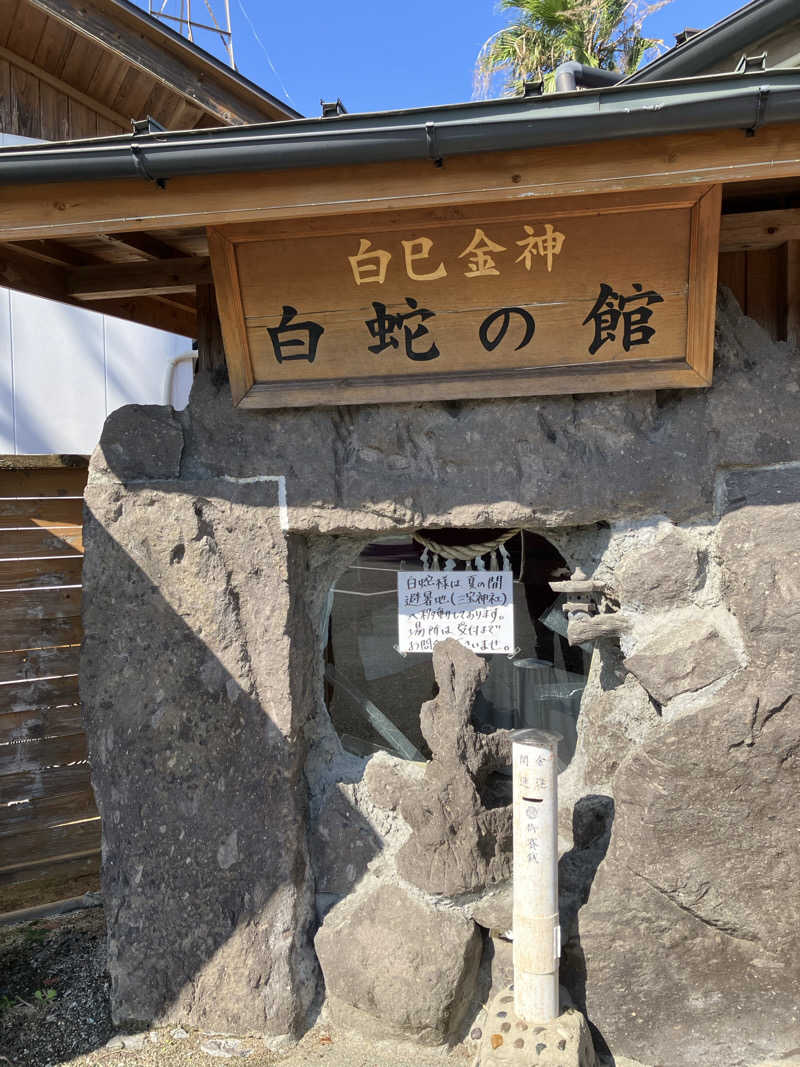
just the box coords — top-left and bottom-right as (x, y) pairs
(208, 184), (721, 408)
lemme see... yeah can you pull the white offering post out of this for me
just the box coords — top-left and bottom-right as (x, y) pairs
(512, 728), (561, 1023)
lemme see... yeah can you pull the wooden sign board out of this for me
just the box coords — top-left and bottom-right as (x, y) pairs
(208, 185), (721, 408)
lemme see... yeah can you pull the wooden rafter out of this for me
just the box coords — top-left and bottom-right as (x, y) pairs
(720, 208), (800, 252)
(67, 255), (211, 299)
(97, 231), (186, 259)
(0, 242), (196, 335)
(5, 238), (104, 266)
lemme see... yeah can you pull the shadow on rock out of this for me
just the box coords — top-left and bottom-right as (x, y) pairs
(558, 794), (615, 1058)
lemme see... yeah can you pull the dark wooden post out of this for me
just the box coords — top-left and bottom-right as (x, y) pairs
(195, 283), (227, 375)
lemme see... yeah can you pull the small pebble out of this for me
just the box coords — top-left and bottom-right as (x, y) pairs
(558, 1039), (567, 1050)
(516, 1021), (528, 1031)
(122, 1033), (147, 1051)
(171, 1027), (189, 1039)
(500, 995), (513, 1004)
(491, 1034), (504, 1049)
(514, 1038), (525, 1049)
(264, 1034), (294, 1053)
(200, 1037), (253, 1059)
(496, 1010), (507, 1018)
(536, 1043), (547, 1054)
(470, 1028), (482, 1040)
(500, 1022), (511, 1033)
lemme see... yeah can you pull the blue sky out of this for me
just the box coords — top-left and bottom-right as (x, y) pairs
(139, 1), (741, 117)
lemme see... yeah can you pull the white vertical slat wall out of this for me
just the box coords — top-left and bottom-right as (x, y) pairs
(0, 290), (193, 455)
(0, 133), (193, 456)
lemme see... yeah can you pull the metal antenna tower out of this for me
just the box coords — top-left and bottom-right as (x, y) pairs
(148, 0), (236, 68)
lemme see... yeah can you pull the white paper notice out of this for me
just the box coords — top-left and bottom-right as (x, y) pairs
(397, 570), (515, 655)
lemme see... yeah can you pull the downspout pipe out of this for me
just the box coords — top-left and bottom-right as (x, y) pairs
(553, 62), (625, 94)
(162, 351), (197, 406)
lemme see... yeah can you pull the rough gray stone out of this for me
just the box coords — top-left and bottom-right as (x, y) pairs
(155, 290), (800, 535)
(718, 499), (800, 668)
(567, 612), (630, 645)
(395, 640), (513, 897)
(81, 290), (800, 1064)
(468, 881), (512, 934)
(81, 479), (317, 1035)
(720, 461), (800, 513)
(623, 611), (740, 704)
(573, 674), (800, 1067)
(561, 646), (659, 797)
(362, 750), (416, 812)
(94, 404), (184, 481)
(314, 884), (482, 1045)
(310, 783), (381, 896)
(612, 526), (701, 610)
(486, 934), (513, 994)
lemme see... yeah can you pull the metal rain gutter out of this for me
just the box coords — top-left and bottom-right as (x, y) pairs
(625, 0), (800, 83)
(2, 71), (800, 186)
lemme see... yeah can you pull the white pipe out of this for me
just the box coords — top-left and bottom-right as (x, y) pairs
(512, 727), (562, 1023)
(162, 351), (197, 405)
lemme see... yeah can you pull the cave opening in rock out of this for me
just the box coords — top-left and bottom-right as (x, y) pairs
(324, 529), (590, 769)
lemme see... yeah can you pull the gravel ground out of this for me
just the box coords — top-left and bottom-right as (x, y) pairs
(0, 908), (474, 1067)
(0, 908), (112, 1066)
(60, 1026), (473, 1067)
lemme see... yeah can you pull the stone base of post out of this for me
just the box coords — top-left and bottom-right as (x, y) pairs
(472, 985), (598, 1066)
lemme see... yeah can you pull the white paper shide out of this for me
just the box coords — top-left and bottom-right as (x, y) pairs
(396, 570), (514, 655)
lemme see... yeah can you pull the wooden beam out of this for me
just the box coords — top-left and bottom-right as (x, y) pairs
(67, 255), (211, 299)
(0, 41), (127, 130)
(0, 243), (68, 301)
(4, 122), (800, 244)
(0, 243), (195, 334)
(27, 0), (279, 125)
(720, 208), (800, 252)
(99, 231), (186, 259)
(786, 240), (800, 348)
(5, 237), (100, 267)
(195, 284), (225, 374)
(746, 246), (787, 341)
(92, 294), (195, 336)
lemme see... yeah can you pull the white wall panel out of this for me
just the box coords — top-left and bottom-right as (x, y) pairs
(0, 288), (193, 456)
(0, 130), (193, 455)
(104, 317), (192, 411)
(0, 289), (13, 453)
(11, 291), (107, 455)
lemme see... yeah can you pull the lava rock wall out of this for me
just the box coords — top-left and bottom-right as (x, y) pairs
(82, 288), (800, 1062)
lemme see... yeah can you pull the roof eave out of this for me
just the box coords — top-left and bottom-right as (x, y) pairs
(2, 71), (800, 187)
(625, 0), (800, 84)
(27, 0), (302, 121)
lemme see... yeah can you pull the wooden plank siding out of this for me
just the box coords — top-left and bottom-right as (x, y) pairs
(0, 461), (100, 895)
(0, 51), (126, 139)
(718, 244), (792, 341)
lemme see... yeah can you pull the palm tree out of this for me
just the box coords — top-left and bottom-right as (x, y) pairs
(475, 0), (668, 96)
